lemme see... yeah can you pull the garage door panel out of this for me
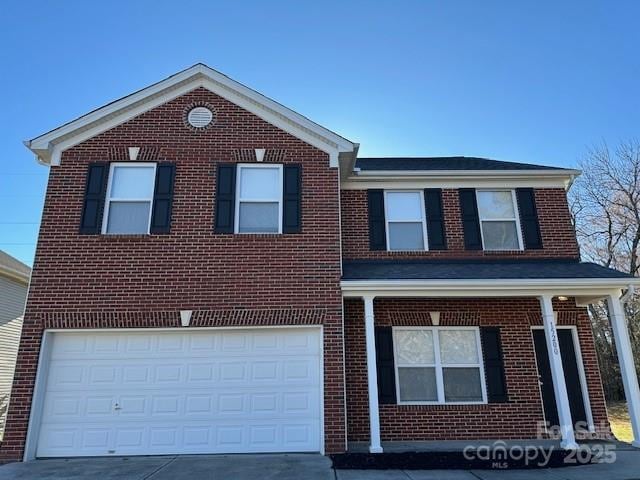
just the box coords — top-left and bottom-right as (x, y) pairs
(37, 328), (322, 457)
(47, 360), (319, 390)
(50, 330), (320, 359)
(39, 420), (320, 456)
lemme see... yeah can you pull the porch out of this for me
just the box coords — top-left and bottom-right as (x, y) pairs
(341, 259), (640, 454)
(336, 439), (632, 470)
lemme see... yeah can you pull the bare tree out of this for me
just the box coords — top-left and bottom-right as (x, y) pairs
(570, 140), (640, 400)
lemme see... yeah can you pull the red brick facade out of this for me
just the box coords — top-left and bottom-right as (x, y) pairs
(2, 79), (607, 463)
(340, 188), (580, 260)
(1, 87), (345, 461)
(344, 297), (610, 442)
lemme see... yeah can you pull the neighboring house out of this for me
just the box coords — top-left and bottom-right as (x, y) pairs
(0, 251), (30, 439)
(1, 64), (639, 463)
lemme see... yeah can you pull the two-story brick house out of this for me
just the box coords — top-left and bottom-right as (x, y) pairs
(2, 64), (639, 462)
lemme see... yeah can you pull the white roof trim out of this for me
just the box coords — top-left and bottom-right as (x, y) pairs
(352, 169), (580, 178)
(0, 264), (30, 285)
(25, 64), (356, 167)
(341, 277), (639, 298)
(341, 169), (581, 190)
(341, 170), (579, 190)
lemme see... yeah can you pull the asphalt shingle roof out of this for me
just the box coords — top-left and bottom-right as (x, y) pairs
(355, 157), (564, 172)
(342, 259), (632, 281)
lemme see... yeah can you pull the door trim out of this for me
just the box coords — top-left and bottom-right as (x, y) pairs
(530, 325), (595, 433)
(24, 325), (325, 460)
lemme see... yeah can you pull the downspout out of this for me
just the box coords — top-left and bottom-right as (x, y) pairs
(621, 284), (636, 304)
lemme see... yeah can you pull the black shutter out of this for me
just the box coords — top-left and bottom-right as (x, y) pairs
(150, 163), (176, 234)
(480, 327), (508, 403)
(215, 164), (237, 233)
(367, 190), (387, 250)
(375, 326), (397, 404)
(282, 165), (301, 233)
(79, 162), (109, 234)
(424, 188), (447, 250)
(459, 188), (482, 250)
(516, 188), (543, 249)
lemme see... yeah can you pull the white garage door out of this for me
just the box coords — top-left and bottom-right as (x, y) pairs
(36, 328), (322, 457)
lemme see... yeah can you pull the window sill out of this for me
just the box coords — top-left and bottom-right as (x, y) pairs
(482, 249), (525, 254)
(393, 403), (494, 411)
(91, 234), (153, 241)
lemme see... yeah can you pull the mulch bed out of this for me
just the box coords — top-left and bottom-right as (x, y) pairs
(330, 447), (596, 470)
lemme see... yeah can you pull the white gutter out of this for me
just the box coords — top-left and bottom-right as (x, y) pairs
(352, 169), (581, 178)
(342, 277), (639, 289)
(0, 265), (31, 285)
(341, 277), (640, 298)
(621, 284), (636, 304)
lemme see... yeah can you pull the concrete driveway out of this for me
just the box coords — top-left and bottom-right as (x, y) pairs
(1, 450), (639, 480)
(0, 454), (333, 480)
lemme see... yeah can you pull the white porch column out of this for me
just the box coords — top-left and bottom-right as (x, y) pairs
(607, 294), (640, 448)
(539, 295), (578, 449)
(363, 295), (383, 453)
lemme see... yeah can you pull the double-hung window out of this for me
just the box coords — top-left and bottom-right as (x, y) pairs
(476, 190), (523, 251)
(102, 163), (156, 234)
(384, 191), (428, 251)
(393, 327), (487, 404)
(235, 164), (283, 233)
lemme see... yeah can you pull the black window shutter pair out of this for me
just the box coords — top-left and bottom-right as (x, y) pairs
(367, 189), (447, 250)
(214, 163), (302, 234)
(80, 162), (176, 234)
(375, 326), (509, 404)
(459, 188), (542, 250)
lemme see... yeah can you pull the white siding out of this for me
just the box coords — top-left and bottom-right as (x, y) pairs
(0, 276), (27, 437)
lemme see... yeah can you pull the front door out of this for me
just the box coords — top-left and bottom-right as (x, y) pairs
(532, 329), (588, 431)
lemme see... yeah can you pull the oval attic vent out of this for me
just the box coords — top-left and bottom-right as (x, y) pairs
(187, 106), (214, 128)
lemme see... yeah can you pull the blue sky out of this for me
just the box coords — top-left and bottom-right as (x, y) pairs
(1, 1), (639, 266)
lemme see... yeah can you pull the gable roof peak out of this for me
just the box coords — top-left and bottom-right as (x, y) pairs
(25, 63), (356, 167)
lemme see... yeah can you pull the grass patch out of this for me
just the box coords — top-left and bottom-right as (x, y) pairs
(607, 401), (633, 443)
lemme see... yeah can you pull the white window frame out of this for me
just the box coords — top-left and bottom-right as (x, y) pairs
(234, 163), (284, 234)
(384, 190), (429, 252)
(476, 189), (524, 251)
(392, 326), (488, 405)
(101, 162), (157, 235)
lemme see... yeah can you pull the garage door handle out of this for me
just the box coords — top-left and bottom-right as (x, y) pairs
(114, 403), (122, 411)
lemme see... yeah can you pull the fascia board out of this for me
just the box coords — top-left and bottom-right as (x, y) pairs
(352, 169), (581, 177)
(340, 176), (575, 189)
(26, 65), (355, 166)
(340, 277), (639, 297)
(0, 266), (30, 285)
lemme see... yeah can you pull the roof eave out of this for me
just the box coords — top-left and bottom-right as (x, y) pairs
(341, 277), (639, 299)
(352, 169), (581, 178)
(25, 64), (357, 167)
(0, 264), (31, 285)
(341, 168), (581, 189)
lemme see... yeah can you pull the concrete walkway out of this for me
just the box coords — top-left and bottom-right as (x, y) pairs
(335, 450), (640, 479)
(1, 450), (638, 480)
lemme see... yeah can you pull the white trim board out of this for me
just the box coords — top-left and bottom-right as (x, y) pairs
(25, 64), (356, 167)
(0, 265), (30, 285)
(341, 278), (639, 300)
(341, 173), (579, 190)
